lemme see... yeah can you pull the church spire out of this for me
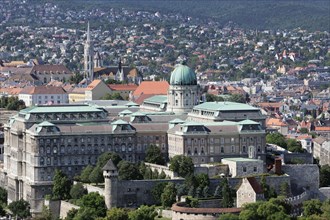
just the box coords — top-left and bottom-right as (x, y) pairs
(87, 21), (91, 42)
(84, 21), (94, 82)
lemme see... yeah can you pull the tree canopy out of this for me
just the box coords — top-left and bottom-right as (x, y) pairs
(70, 183), (88, 200)
(128, 205), (157, 220)
(52, 169), (71, 200)
(76, 192), (107, 219)
(266, 132), (287, 149)
(239, 198), (291, 220)
(104, 207), (129, 220)
(118, 161), (143, 180)
(0, 96), (26, 110)
(320, 165), (330, 187)
(145, 145), (165, 165)
(169, 155), (194, 177)
(8, 199), (31, 219)
(161, 182), (177, 208)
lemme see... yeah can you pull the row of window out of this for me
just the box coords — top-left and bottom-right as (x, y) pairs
(38, 135), (164, 145)
(38, 143), (167, 155)
(188, 145), (262, 154)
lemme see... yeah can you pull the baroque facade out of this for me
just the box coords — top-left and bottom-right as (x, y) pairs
(2, 63), (267, 213)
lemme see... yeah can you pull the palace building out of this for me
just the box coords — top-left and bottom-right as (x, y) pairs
(2, 63), (266, 213)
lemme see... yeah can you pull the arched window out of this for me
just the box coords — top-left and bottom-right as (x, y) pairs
(243, 146), (246, 153)
(40, 158), (44, 165)
(40, 147), (44, 154)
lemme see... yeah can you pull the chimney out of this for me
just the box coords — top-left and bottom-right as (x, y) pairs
(274, 157), (282, 175)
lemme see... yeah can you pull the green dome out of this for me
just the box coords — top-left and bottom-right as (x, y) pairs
(170, 63), (197, 85)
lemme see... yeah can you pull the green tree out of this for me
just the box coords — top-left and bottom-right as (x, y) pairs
(203, 186), (210, 198)
(320, 165), (330, 187)
(89, 166), (104, 185)
(104, 208), (129, 220)
(159, 170), (167, 179)
(96, 152), (122, 168)
(161, 182), (177, 208)
(33, 205), (52, 220)
(101, 92), (123, 100)
(300, 127), (309, 134)
(8, 199), (31, 219)
(228, 94), (245, 103)
(176, 184), (187, 199)
(0, 205), (5, 217)
(196, 173), (210, 188)
(118, 161), (143, 180)
(76, 192), (107, 218)
(80, 165), (94, 183)
(279, 182), (290, 197)
(287, 139), (304, 153)
(70, 183), (88, 200)
(69, 72), (83, 84)
(214, 185), (221, 197)
(0, 187), (7, 205)
(169, 155), (194, 177)
(128, 205), (157, 220)
(221, 178), (234, 208)
(218, 213), (239, 220)
(145, 145), (165, 165)
(240, 198), (291, 220)
(206, 93), (224, 102)
(151, 182), (168, 205)
(266, 132), (287, 148)
(65, 208), (78, 220)
(188, 186), (195, 197)
(303, 199), (323, 217)
(260, 175), (277, 200)
(52, 169), (71, 200)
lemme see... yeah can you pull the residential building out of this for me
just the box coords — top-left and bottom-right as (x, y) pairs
(221, 158), (264, 177)
(236, 177), (264, 208)
(18, 86), (68, 106)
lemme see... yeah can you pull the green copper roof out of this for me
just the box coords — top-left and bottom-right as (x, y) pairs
(144, 95), (167, 104)
(170, 63), (197, 85)
(20, 105), (104, 114)
(193, 102), (258, 111)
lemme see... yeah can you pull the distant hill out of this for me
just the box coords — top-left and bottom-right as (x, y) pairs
(48, 0), (330, 31)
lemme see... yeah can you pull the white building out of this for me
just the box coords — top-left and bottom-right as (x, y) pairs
(18, 86), (68, 106)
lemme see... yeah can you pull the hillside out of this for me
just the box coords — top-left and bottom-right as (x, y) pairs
(52, 0), (330, 31)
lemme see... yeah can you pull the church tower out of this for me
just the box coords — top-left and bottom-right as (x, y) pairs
(84, 22), (94, 82)
(167, 61), (199, 114)
(103, 159), (118, 209)
(94, 51), (103, 68)
(115, 57), (125, 82)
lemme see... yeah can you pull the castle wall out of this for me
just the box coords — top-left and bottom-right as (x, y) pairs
(283, 153), (313, 164)
(282, 164), (319, 193)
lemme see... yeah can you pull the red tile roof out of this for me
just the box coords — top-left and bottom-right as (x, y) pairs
(86, 80), (102, 91)
(315, 126), (330, 131)
(108, 84), (138, 91)
(247, 177), (263, 194)
(133, 81), (169, 97)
